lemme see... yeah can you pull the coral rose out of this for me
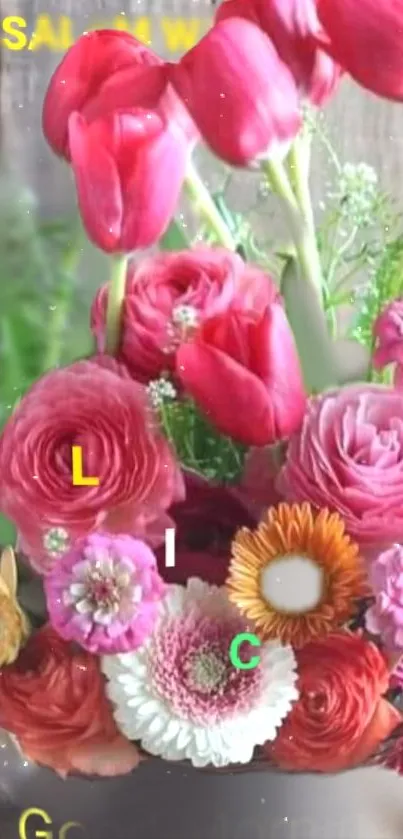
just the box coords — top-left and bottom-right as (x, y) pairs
(0, 625), (140, 777)
(91, 247), (279, 383)
(277, 384), (403, 548)
(266, 632), (401, 772)
(156, 470), (255, 585)
(0, 356), (184, 574)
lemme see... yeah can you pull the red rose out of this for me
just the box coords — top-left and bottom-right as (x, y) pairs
(156, 470), (256, 585)
(0, 626), (139, 777)
(266, 632), (401, 772)
(91, 247), (279, 383)
(0, 356), (184, 574)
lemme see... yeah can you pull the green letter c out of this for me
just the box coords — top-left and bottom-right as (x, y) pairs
(229, 632), (261, 670)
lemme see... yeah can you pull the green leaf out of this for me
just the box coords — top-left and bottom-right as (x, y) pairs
(0, 513), (16, 546)
(159, 219), (189, 251)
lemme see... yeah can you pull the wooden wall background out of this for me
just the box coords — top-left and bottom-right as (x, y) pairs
(1, 0), (403, 309)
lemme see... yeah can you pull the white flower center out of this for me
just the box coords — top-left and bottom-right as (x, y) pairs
(43, 527), (70, 558)
(261, 554), (324, 614)
(172, 304), (199, 329)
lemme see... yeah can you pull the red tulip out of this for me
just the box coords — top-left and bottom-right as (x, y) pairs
(176, 303), (307, 446)
(216, 0), (341, 107)
(170, 17), (301, 166)
(68, 108), (189, 253)
(42, 30), (169, 159)
(317, 0), (403, 101)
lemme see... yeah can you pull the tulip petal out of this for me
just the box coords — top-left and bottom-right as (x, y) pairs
(216, 0), (341, 106)
(249, 304), (307, 438)
(120, 123), (189, 251)
(177, 341), (276, 445)
(69, 112), (123, 252)
(170, 17), (301, 166)
(317, 0), (403, 101)
(42, 29), (166, 157)
(69, 109), (165, 253)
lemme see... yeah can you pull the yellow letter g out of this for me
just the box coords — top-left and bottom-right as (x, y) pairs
(19, 808), (53, 839)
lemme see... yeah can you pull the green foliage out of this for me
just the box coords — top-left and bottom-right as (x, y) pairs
(159, 218), (190, 251)
(0, 178), (83, 431)
(158, 398), (247, 483)
(350, 236), (403, 365)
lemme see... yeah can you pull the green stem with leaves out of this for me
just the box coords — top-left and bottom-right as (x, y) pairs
(262, 148), (323, 302)
(184, 162), (237, 250)
(105, 253), (129, 355)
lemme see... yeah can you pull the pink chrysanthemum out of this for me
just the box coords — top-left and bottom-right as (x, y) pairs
(44, 532), (166, 655)
(102, 579), (298, 768)
(366, 544), (403, 651)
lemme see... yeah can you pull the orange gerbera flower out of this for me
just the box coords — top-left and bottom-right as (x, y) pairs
(227, 503), (368, 648)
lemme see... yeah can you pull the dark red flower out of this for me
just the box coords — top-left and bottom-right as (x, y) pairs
(156, 470), (256, 585)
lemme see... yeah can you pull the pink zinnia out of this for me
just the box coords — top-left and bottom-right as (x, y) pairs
(366, 544), (403, 651)
(44, 532), (166, 655)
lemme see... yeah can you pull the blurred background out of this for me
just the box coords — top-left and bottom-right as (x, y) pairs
(1, 2), (403, 837)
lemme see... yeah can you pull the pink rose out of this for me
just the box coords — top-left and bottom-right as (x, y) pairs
(277, 384), (403, 547)
(373, 299), (403, 385)
(91, 247), (279, 383)
(366, 545), (403, 652)
(0, 356), (184, 574)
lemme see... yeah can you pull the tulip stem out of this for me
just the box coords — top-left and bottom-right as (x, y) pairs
(184, 162), (237, 251)
(262, 155), (324, 304)
(105, 253), (129, 355)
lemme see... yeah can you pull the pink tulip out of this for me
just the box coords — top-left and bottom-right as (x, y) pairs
(176, 303), (306, 446)
(216, 0), (341, 107)
(170, 17), (301, 166)
(317, 0), (403, 101)
(42, 30), (170, 160)
(68, 109), (189, 253)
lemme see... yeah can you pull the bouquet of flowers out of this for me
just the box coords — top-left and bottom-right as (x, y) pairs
(3, 0), (403, 779)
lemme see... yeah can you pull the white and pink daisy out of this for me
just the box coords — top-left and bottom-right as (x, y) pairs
(102, 579), (299, 768)
(44, 532), (166, 655)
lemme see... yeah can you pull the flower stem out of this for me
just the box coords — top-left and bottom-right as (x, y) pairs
(184, 162), (237, 251)
(105, 253), (129, 355)
(262, 145), (323, 304)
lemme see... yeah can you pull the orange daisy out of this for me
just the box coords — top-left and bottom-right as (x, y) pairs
(227, 502), (368, 648)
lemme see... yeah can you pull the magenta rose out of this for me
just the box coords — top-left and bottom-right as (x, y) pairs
(0, 356), (184, 574)
(277, 384), (403, 548)
(90, 247), (279, 382)
(156, 470), (256, 585)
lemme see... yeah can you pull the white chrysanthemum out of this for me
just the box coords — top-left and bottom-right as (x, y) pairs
(102, 579), (299, 768)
